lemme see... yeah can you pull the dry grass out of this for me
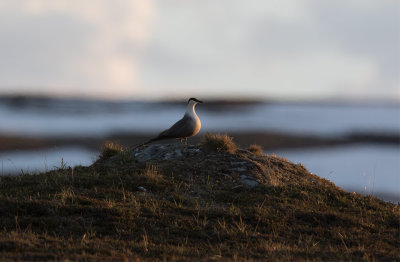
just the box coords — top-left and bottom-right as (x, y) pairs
(201, 133), (237, 153)
(98, 141), (133, 164)
(142, 165), (163, 183)
(0, 144), (399, 261)
(99, 141), (124, 159)
(248, 144), (263, 156)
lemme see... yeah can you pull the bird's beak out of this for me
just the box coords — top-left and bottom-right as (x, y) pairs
(198, 100), (203, 104)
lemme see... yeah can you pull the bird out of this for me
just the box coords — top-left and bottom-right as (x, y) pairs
(135, 98), (203, 148)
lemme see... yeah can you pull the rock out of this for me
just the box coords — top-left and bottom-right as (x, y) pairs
(231, 167), (247, 172)
(133, 143), (204, 162)
(240, 178), (259, 189)
(231, 161), (251, 166)
(134, 144), (185, 162)
(163, 150), (183, 160)
(138, 186), (147, 192)
(131, 143), (263, 189)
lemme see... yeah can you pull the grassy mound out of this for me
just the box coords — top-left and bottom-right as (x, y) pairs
(247, 144), (263, 156)
(201, 133), (237, 153)
(0, 138), (399, 261)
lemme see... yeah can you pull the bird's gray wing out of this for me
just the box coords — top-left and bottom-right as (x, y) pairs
(136, 115), (195, 147)
(157, 115), (195, 139)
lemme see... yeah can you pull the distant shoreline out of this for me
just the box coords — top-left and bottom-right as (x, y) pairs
(1, 130), (398, 153)
(1, 93), (399, 108)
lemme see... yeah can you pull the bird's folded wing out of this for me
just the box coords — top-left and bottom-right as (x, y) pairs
(157, 115), (195, 139)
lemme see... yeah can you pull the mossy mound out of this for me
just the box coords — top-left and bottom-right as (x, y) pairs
(0, 142), (399, 261)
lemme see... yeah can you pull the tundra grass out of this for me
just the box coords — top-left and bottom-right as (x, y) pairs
(0, 147), (399, 261)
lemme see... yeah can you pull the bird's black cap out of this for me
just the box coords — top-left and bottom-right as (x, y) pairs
(188, 98), (203, 103)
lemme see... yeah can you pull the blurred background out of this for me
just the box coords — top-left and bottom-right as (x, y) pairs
(0, 0), (399, 202)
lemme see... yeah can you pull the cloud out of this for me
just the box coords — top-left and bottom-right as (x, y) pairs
(141, 0), (400, 100)
(0, 0), (155, 98)
(0, 0), (398, 100)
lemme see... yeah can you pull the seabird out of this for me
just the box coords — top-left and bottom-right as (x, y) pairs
(137, 98), (203, 147)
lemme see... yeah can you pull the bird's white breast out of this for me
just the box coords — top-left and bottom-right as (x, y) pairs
(186, 102), (201, 135)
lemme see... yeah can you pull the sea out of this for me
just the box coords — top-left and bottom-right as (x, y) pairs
(0, 97), (399, 202)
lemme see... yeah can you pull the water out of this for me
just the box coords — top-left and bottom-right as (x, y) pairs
(270, 144), (400, 202)
(0, 147), (97, 175)
(0, 99), (399, 137)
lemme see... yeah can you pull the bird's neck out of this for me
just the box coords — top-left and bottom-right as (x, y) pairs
(185, 102), (198, 119)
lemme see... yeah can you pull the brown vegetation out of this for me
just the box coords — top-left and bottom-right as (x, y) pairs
(201, 133), (237, 153)
(0, 138), (399, 261)
(247, 144), (263, 156)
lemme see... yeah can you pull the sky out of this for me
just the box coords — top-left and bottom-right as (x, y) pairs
(0, 0), (399, 100)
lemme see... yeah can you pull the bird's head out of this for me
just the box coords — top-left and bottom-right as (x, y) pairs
(187, 97), (203, 105)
